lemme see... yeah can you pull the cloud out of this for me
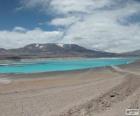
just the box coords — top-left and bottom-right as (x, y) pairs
(13, 27), (27, 33)
(50, 0), (94, 14)
(50, 16), (79, 27)
(0, 27), (63, 49)
(2, 0), (140, 53)
(21, 0), (100, 13)
(59, 1), (140, 53)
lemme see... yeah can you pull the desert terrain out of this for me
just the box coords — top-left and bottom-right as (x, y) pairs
(0, 61), (140, 116)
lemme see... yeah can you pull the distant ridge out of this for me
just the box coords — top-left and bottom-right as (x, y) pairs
(120, 50), (140, 57)
(0, 43), (118, 60)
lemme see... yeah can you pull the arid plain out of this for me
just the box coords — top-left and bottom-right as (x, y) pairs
(0, 61), (140, 116)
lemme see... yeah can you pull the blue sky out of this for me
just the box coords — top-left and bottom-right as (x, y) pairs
(0, 0), (140, 53)
(0, 0), (56, 30)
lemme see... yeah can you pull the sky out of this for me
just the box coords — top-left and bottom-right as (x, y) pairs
(0, 0), (140, 53)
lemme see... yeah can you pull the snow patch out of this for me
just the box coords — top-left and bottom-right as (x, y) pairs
(35, 44), (40, 48)
(57, 43), (64, 48)
(35, 44), (44, 49)
(39, 45), (44, 49)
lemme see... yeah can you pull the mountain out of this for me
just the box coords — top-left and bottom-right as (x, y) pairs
(0, 43), (117, 60)
(120, 50), (140, 57)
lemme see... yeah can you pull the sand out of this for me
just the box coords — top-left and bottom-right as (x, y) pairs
(0, 61), (140, 116)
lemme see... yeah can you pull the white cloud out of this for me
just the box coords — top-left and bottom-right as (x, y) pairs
(50, 0), (94, 14)
(50, 16), (79, 26)
(0, 28), (63, 49)
(13, 26), (27, 33)
(2, 0), (140, 53)
(22, 0), (110, 14)
(60, 1), (140, 53)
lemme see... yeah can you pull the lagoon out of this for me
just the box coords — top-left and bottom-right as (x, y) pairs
(0, 58), (138, 74)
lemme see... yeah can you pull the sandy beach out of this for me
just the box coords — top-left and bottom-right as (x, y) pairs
(0, 61), (140, 116)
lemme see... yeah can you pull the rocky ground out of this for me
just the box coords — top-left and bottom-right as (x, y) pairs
(0, 61), (140, 116)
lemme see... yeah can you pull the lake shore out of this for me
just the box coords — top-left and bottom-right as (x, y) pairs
(0, 61), (140, 116)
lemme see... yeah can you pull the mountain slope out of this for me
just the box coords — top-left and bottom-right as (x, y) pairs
(120, 50), (140, 57)
(0, 43), (117, 60)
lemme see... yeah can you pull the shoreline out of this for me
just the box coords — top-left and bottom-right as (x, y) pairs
(0, 58), (139, 76)
(0, 60), (140, 116)
(0, 58), (139, 78)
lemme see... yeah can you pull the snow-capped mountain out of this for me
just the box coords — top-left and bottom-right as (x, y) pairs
(0, 43), (117, 60)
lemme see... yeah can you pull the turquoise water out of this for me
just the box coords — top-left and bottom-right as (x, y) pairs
(0, 58), (137, 74)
